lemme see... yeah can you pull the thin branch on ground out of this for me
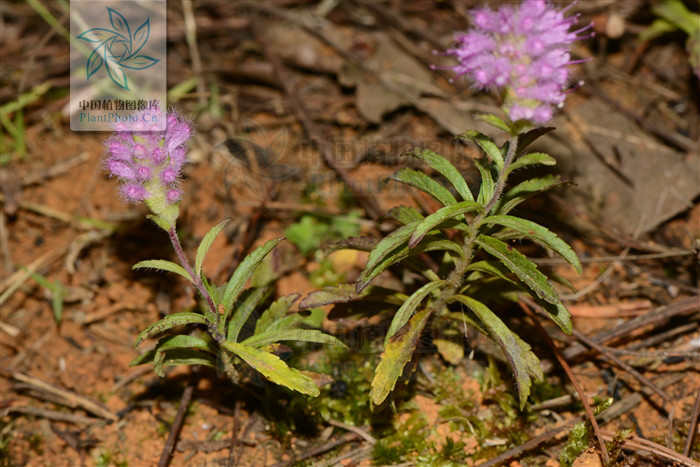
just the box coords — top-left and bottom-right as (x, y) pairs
(328, 419), (376, 444)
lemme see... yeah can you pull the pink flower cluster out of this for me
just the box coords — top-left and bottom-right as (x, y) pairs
(439, 0), (593, 124)
(105, 110), (192, 204)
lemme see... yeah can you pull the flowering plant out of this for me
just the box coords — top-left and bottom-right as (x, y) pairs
(106, 108), (345, 396)
(303, 0), (590, 408)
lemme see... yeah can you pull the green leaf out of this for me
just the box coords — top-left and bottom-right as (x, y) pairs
(408, 201), (481, 248)
(363, 221), (421, 276)
(388, 205), (424, 224)
(358, 236), (465, 291)
(473, 158), (495, 205)
(450, 295), (541, 409)
(130, 348), (217, 374)
(494, 175), (568, 215)
(222, 238), (283, 319)
(195, 219), (230, 278)
(385, 280), (447, 344)
(404, 149), (474, 202)
(135, 312), (208, 347)
(536, 298), (573, 335)
(476, 114), (512, 133)
(478, 215), (582, 273)
(507, 152), (556, 174)
(299, 283), (407, 309)
(639, 18), (678, 42)
(652, 0), (699, 35)
(516, 127), (555, 155)
(258, 313), (305, 335)
(459, 130), (504, 169)
(224, 342), (320, 396)
(133, 260), (192, 282)
(153, 335), (218, 376)
(227, 287), (268, 343)
(390, 168), (457, 207)
(476, 235), (559, 304)
(371, 307), (433, 405)
(243, 328), (347, 349)
(465, 261), (518, 284)
(255, 293), (300, 334)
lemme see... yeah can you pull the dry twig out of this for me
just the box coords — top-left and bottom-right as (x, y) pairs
(157, 366), (199, 467)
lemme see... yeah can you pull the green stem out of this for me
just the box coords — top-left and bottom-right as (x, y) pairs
(435, 135), (520, 312)
(167, 227), (224, 342)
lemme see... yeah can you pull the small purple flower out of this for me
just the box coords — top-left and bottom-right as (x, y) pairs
(434, 0), (593, 124)
(105, 109), (193, 206)
(121, 183), (149, 202)
(166, 189), (182, 204)
(160, 167), (178, 185)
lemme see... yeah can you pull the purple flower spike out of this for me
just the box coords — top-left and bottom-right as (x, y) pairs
(104, 110), (193, 210)
(436, 0), (593, 124)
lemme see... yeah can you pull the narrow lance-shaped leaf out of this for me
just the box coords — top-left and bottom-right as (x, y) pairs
(506, 152), (556, 174)
(459, 130), (504, 169)
(358, 236), (465, 291)
(195, 219), (230, 278)
(408, 201), (481, 247)
(535, 298), (573, 335)
(388, 205), (424, 224)
(133, 259), (192, 283)
(224, 342), (320, 396)
(153, 335), (217, 377)
(476, 114), (513, 134)
(478, 215), (582, 273)
(227, 287), (268, 343)
(255, 293), (299, 334)
(476, 235), (559, 304)
(135, 312), (207, 347)
(390, 168), (457, 208)
(361, 221), (420, 281)
(516, 127), (555, 155)
(473, 158), (495, 205)
(404, 149), (474, 202)
(300, 284), (408, 309)
(386, 281), (446, 344)
(222, 238), (283, 317)
(371, 307), (433, 406)
(493, 174), (568, 216)
(451, 295), (540, 409)
(243, 329), (347, 349)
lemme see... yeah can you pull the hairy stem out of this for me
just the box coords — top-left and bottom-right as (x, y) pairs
(168, 227), (223, 342)
(432, 135), (520, 321)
